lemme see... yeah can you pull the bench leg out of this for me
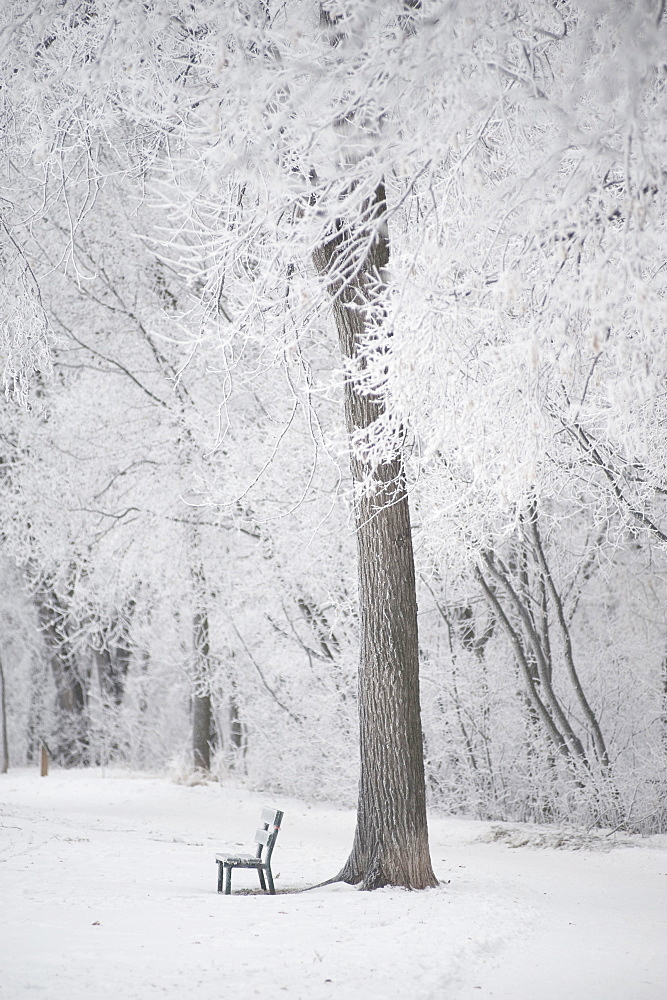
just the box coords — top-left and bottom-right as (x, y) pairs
(257, 868), (267, 891)
(224, 864), (233, 895)
(265, 866), (275, 895)
(217, 861), (223, 893)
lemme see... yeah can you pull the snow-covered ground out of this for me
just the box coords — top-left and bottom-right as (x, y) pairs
(0, 769), (665, 1000)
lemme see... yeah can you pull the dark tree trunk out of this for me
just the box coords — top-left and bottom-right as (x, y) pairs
(193, 604), (212, 773)
(314, 183), (437, 890)
(36, 587), (88, 765)
(193, 689), (212, 772)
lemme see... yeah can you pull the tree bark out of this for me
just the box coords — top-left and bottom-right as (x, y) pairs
(314, 184), (437, 890)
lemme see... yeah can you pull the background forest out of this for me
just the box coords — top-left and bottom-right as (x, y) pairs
(1, 0), (667, 835)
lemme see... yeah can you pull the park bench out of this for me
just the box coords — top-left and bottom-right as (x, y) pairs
(215, 807), (284, 895)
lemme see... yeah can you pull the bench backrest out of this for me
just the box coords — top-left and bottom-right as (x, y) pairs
(254, 807), (283, 862)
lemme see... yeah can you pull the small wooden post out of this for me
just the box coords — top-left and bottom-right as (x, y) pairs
(40, 742), (49, 777)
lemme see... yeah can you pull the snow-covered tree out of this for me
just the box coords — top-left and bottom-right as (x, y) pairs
(2, 0), (667, 862)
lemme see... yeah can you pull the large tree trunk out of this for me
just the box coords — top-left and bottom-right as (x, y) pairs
(314, 183), (437, 890)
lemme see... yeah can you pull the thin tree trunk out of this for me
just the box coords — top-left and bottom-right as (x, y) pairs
(314, 183), (437, 890)
(525, 517), (611, 769)
(0, 654), (8, 774)
(193, 689), (212, 772)
(228, 697), (246, 762)
(480, 551), (588, 763)
(36, 587), (88, 765)
(191, 535), (215, 774)
(193, 604), (212, 773)
(475, 566), (570, 757)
